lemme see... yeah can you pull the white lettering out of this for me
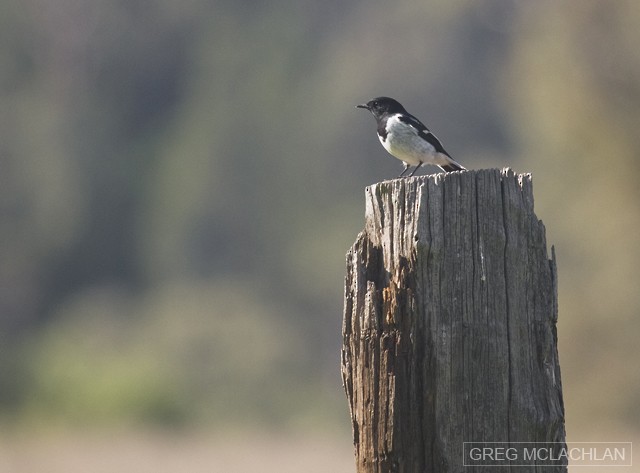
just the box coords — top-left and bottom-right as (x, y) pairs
(469, 448), (482, 461)
(613, 447), (626, 461)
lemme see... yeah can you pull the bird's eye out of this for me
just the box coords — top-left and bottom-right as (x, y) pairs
(372, 101), (379, 107)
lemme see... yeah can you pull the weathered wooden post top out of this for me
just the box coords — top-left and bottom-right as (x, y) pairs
(341, 168), (566, 473)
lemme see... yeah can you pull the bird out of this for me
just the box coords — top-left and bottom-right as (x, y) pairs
(356, 96), (466, 177)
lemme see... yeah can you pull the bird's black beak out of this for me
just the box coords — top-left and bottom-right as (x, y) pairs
(356, 103), (369, 110)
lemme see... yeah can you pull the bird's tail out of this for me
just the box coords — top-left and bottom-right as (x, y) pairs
(439, 159), (466, 173)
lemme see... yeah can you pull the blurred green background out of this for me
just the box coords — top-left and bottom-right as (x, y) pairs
(1, 0), (639, 471)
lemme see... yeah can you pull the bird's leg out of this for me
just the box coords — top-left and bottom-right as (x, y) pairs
(408, 163), (422, 177)
(398, 163), (411, 178)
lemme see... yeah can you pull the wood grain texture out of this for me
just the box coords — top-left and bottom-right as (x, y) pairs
(341, 168), (565, 473)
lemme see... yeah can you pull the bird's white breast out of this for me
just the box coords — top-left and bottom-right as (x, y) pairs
(379, 114), (437, 166)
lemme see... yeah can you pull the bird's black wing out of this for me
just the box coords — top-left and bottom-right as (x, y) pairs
(398, 113), (452, 158)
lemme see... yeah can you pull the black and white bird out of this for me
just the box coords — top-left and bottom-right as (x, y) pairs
(357, 96), (466, 177)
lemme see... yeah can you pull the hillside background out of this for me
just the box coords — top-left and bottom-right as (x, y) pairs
(1, 0), (639, 471)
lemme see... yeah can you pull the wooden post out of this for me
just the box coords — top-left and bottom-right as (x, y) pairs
(341, 168), (566, 473)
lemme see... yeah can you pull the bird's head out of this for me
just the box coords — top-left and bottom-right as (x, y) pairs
(356, 96), (407, 119)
